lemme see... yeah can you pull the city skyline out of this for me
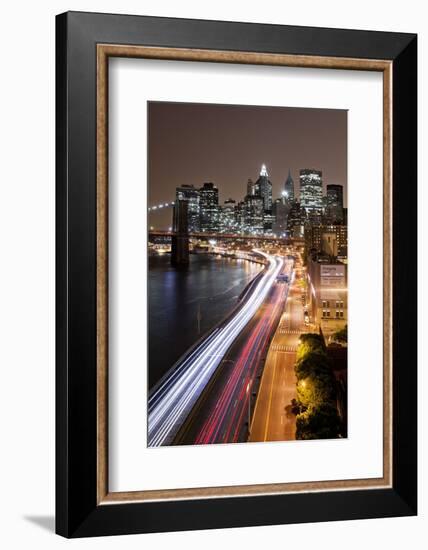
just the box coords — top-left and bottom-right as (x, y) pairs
(151, 164), (346, 241)
(148, 102), (347, 229)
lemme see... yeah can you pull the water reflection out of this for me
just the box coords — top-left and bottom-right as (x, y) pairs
(148, 254), (262, 388)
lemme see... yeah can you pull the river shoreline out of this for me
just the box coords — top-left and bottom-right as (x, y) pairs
(149, 261), (266, 398)
(148, 253), (264, 389)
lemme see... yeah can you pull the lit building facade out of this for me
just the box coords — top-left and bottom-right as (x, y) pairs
(283, 169), (295, 201)
(272, 197), (291, 236)
(300, 169), (323, 213)
(199, 182), (219, 232)
(307, 255), (347, 336)
(305, 224), (348, 260)
(219, 198), (236, 233)
(263, 211), (275, 233)
(287, 200), (305, 238)
(244, 194), (264, 234)
(235, 201), (246, 232)
(246, 178), (255, 196)
(254, 164), (273, 212)
(325, 184), (344, 224)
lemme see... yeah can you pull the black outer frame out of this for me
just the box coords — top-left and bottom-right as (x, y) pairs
(56, 11), (417, 538)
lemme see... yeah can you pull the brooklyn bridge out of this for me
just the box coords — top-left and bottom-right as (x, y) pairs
(148, 199), (304, 266)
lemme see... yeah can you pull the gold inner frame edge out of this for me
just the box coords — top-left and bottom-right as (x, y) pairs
(96, 44), (393, 504)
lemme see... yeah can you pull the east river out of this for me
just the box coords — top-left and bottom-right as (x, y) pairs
(148, 253), (262, 389)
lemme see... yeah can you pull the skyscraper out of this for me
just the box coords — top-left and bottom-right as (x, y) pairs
(325, 184), (344, 224)
(235, 201), (246, 232)
(175, 184), (200, 232)
(244, 194), (264, 234)
(199, 182), (219, 232)
(246, 178), (255, 196)
(300, 169), (323, 213)
(272, 197), (291, 236)
(254, 164), (272, 212)
(220, 198), (236, 233)
(283, 169), (295, 202)
(287, 200), (304, 238)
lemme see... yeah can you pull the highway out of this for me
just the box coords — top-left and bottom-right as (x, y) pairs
(147, 251), (284, 447)
(176, 259), (293, 445)
(249, 258), (306, 442)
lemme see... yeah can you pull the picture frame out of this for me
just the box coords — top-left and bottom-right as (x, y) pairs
(56, 11), (417, 538)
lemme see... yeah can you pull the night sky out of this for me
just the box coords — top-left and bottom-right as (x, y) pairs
(148, 102), (347, 230)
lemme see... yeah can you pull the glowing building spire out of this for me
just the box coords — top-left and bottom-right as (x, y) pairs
(260, 164), (268, 177)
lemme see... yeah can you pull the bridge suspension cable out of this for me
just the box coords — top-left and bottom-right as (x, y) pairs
(148, 201), (175, 212)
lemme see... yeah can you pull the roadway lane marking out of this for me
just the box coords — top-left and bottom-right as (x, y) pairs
(271, 345), (297, 352)
(263, 352), (278, 441)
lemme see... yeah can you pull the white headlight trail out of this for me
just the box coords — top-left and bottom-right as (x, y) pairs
(148, 252), (283, 447)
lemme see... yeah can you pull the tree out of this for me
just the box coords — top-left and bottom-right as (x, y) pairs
(296, 333), (325, 361)
(293, 332), (341, 439)
(333, 325), (347, 343)
(295, 350), (332, 380)
(298, 278), (307, 290)
(296, 403), (341, 440)
(297, 374), (335, 409)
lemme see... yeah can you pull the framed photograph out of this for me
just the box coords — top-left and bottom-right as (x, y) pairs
(56, 11), (417, 537)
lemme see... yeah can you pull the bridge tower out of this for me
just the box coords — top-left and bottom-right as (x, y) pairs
(171, 199), (189, 267)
